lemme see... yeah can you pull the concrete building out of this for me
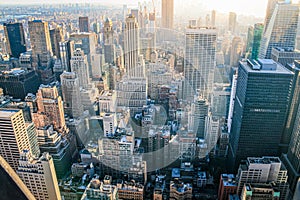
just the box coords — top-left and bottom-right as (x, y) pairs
(32, 83), (66, 133)
(218, 174), (238, 200)
(0, 109), (33, 170)
(60, 71), (84, 118)
(81, 176), (118, 200)
(117, 180), (144, 200)
(240, 183), (280, 200)
(70, 49), (90, 89)
(50, 27), (63, 59)
(236, 157), (289, 200)
(169, 179), (192, 200)
(28, 20), (52, 68)
(99, 90), (116, 113)
(17, 151), (61, 200)
(37, 125), (72, 179)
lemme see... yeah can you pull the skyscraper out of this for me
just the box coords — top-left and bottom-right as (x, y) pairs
(117, 15), (147, 114)
(184, 27), (217, 100)
(32, 83), (66, 133)
(251, 23), (264, 59)
(70, 49), (90, 89)
(79, 16), (89, 32)
(124, 14), (143, 78)
(228, 12), (237, 33)
(282, 61), (300, 193)
(3, 22), (26, 58)
(211, 10), (216, 27)
(263, 0), (282, 34)
(60, 71), (84, 118)
(28, 20), (52, 68)
(259, 1), (299, 59)
(0, 154), (35, 200)
(50, 26), (63, 59)
(69, 32), (96, 77)
(230, 36), (243, 67)
(17, 151), (61, 200)
(103, 18), (115, 64)
(161, 0), (174, 29)
(229, 59), (293, 170)
(0, 109), (32, 170)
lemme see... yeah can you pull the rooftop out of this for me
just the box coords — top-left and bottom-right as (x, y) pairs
(241, 59), (293, 75)
(0, 109), (19, 118)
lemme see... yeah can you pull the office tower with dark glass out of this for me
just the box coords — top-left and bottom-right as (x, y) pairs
(3, 22), (27, 58)
(259, 1), (299, 59)
(184, 27), (217, 100)
(229, 59), (293, 170)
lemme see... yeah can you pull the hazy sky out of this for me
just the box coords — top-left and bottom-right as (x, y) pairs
(1, 0), (299, 18)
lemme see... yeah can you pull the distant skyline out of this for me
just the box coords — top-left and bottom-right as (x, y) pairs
(1, 0), (299, 18)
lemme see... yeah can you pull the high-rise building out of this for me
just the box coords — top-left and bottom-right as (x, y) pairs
(184, 27), (217, 100)
(0, 154), (35, 200)
(50, 26), (63, 59)
(251, 23), (264, 59)
(69, 32), (96, 77)
(17, 151), (61, 200)
(28, 20), (52, 68)
(236, 157), (289, 199)
(161, 0), (174, 29)
(59, 40), (74, 71)
(124, 14), (143, 78)
(36, 125), (72, 179)
(103, 18), (115, 64)
(60, 72), (84, 118)
(0, 109), (33, 170)
(79, 16), (89, 32)
(118, 15), (147, 114)
(263, 0), (282, 34)
(229, 59), (293, 170)
(70, 49), (90, 89)
(189, 96), (209, 138)
(3, 22), (26, 58)
(259, 2), (299, 59)
(230, 36), (243, 67)
(228, 12), (237, 33)
(32, 83), (66, 133)
(281, 61), (300, 194)
(211, 10), (216, 27)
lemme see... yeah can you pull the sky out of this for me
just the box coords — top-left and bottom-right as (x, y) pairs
(1, 0), (299, 18)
